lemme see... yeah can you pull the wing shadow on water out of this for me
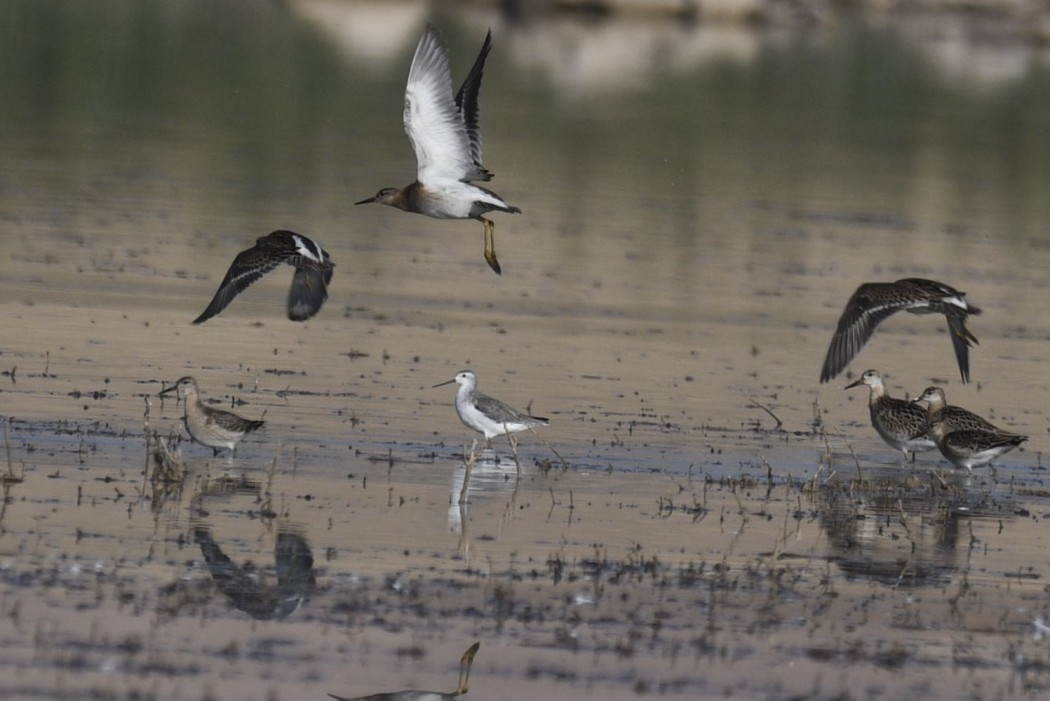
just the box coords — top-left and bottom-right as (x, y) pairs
(194, 525), (317, 620)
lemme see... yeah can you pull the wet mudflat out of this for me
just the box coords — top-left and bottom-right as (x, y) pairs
(3, 414), (1050, 700)
(3, 2), (1050, 700)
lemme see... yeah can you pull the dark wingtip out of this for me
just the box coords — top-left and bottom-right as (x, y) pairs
(946, 314), (976, 383)
(287, 268), (330, 321)
(819, 359), (837, 384)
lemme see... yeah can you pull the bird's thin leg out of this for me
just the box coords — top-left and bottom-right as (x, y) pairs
(458, 439), (478, 507)
(455, 642), (480, 696)
(482, 218), (501, 275)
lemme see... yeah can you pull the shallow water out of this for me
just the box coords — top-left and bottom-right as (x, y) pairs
(3, 2), (1050, 699)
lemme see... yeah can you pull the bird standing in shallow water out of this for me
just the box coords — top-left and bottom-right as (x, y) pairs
(820, 278), (981, 384)
(160, 377), (265, 456)
(912, 386), (1028, 471)
(844, 369), (935, 462)
(356, 25), (520, 275)
(925, 421), (1028, 472)
(433, 370), (548, 448)
(193, 230), (334, 324)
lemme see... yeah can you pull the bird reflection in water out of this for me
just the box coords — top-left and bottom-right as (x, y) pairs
(447, 442), (524, 567)
(813, 470), (1013, 587)
(328, 641), (480, 701)
(194, 526), (316, 620)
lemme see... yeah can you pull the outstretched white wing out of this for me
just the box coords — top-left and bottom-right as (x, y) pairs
(403, 25), (474, 185)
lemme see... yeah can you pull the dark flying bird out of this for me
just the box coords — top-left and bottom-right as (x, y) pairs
(193, 230), (333, 324)
(821, 278), (981, 384)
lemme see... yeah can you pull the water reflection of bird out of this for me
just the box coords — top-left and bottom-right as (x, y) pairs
(160, 377), (264, 457)
(820, 279), (981, 384)
(815, 472), (968, 587)
(433, 370), (548, 448)
(844, 369), (934, 462)
(195, 527), (316, 620)
(328, 641), (480, 701)
(912, 386), (1027, 471)
(192, 230), (334, 324)
(355, 25), (520, 274)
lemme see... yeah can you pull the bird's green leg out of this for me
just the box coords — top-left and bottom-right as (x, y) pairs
(482, 218), (501, 275)
(455, 642), (480, 696)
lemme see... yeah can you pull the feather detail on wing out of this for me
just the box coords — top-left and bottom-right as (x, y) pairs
(193, 246), (287, 325)
(473, 394), (529, 424)
(404, 25), (474, 185)
(287, 266), (331, 322)
(820, 283), (903, 383)
(454, 29), (493, 182)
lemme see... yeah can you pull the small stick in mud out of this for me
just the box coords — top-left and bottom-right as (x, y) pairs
(2, 417), (25, 485)
(141, 395), (152, 494)
(262, 441), (283, 514)
(845, 441), (864, 482)
(507, 430), (522, 477)
(3, 417), (12, 476)
(811, 426), (836, 486)
(749, 399), (783, 430)
(525, 425), (569, 470)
